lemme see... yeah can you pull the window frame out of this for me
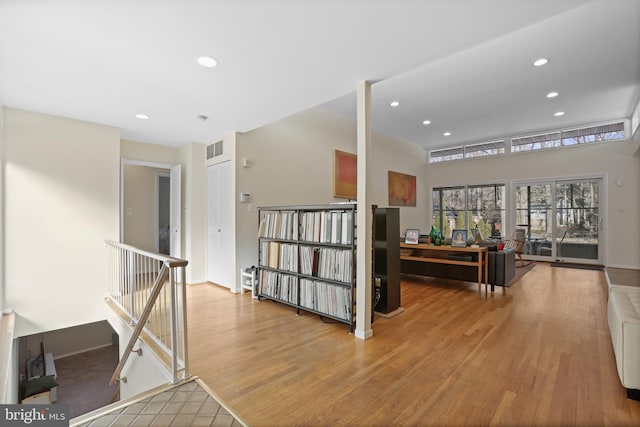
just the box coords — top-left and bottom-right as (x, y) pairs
(433, 183), (506, 240)
(428, 119), (628, 163)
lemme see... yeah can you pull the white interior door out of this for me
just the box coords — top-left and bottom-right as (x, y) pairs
(170, 164), (181, 258)
(207, 161), (233, 288)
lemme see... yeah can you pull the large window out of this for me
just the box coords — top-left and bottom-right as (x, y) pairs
(432, 184), (505, 240)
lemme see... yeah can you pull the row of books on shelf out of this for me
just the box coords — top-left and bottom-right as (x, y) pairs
(259, 241), (353, 283)
(300, 279), (352, 321)
(259, 241), (298, 272)
(299, 246), (353, 283)
(258, 210), (297, 240)
(259, 209), (355, 245)
(259, 270), (298, 304)
(258, 270), (352, 321)
(300, 210), (354, 245)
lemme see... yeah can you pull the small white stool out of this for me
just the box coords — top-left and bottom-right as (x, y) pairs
(240, 267), (258, 299)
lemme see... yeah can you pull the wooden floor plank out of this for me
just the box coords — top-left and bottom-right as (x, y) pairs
(187, 262), (640, 426)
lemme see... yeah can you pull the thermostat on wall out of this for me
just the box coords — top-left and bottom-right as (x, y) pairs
(240, 193), (252, 203)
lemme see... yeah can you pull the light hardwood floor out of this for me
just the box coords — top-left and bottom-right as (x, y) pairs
(187, 263), (640, 426)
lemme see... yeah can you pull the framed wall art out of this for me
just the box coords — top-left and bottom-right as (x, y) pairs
(388, 171), (416, 206)
(333, 149), (357, 199)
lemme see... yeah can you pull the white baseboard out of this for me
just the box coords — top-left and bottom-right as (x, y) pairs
(607, 264), (640, 270)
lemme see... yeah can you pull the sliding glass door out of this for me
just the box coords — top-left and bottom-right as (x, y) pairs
(555, 180), (601, 263)
(515, 183), (553, 259)
(514, 178), (602, 265)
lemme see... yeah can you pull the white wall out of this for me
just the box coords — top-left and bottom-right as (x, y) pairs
(179, 143), (207, 284)
(20, 320), (115, 360)
(3, 108), (120, 337)
(234, 107), (428, 281)
(121, 139), (179, 164)
(371, 130), (429, 232)
(0, 106), (4, 312)
(425, 139), (640, 269)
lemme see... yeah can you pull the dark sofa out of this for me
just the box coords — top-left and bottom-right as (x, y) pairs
(401, 247), (516, 292)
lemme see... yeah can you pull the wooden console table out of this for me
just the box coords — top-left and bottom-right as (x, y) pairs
(400, 243), (489, 293)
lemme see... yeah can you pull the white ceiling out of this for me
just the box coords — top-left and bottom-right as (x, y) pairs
(1, 0), (638, 150)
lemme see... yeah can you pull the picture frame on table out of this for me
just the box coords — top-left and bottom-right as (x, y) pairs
(404, 229), (420, 244)
(471, 228), (482, 243)
(451, 229), (467, 247)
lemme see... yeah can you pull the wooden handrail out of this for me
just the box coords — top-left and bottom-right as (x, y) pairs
(110, 264), (169, 385)
(105, 240), (189, 386)
(104, 240), (188, 268)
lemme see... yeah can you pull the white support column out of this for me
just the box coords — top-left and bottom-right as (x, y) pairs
(0, 106), (4, 312)
(355, 81), (373, 340)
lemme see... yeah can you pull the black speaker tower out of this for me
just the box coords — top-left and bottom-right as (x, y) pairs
(372, 207), (400, 314)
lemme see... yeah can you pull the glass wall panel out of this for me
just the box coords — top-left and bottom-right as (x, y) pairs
(433, 184), (505, 241)
(514, 179), (600, 263)
(515, 184), (552, 256)
(555, 181), (599, 260)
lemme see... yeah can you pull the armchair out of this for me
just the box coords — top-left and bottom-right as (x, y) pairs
(504, 229), (526, 266)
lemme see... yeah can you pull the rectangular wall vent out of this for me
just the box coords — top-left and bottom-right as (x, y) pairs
(206, 140), (223, 159)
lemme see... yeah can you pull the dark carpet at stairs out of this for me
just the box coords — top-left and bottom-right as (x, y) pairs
(508, 261), (536, 286)
(551, 262), (603, 271)
(54, 345), (119, 418)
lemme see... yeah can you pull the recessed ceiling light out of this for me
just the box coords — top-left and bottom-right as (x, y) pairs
(546, 91), (559, 98)
(390, 101), (400, 107)
(197, 56), (218, 68)
(554, 111), (565, 117)
(533, 58), (549, 67)
(443, 132), (451, 136)
(422, 120), (431, 125)
(135, 114), (150, 120)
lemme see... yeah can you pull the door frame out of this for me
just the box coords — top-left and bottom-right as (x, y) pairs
(155, 171), (170, 254)
(510, 174), (606, 265)
(120, 159), (181, 258)
(206, 160), (234, 290)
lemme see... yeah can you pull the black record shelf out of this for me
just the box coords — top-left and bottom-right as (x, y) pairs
(257, 204), (357, 332)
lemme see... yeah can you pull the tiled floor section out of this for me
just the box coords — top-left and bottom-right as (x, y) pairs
(72, 379), (245, 427)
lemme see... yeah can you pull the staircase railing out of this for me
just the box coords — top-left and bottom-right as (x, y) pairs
(105, 240), (189, 385)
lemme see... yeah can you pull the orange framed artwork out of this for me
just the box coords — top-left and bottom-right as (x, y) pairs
(333, 150), (357, 199)
(388, 171), (416, 206)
